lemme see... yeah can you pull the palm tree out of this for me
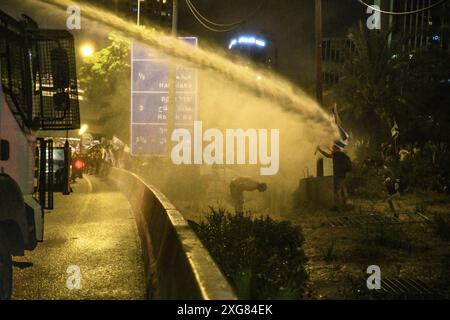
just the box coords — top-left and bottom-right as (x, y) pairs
(334, 22), (407, 152)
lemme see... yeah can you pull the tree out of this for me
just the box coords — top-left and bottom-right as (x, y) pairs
(79, 33), (131, 141)
(334, 23), (407, 152)
(334, 23), (450, 191)
(397, 49), (450, 147)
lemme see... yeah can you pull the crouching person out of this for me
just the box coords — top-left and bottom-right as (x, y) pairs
(230, 177), (267, 214)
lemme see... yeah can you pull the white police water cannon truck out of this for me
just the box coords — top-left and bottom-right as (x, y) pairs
(0, 10), (80, 299)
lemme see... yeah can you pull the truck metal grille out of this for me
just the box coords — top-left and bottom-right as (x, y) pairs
(28, 29), (80, 130)
(0, 11), (80, 131)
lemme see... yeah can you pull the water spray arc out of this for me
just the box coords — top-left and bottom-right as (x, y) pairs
(38, 0), (338, 142)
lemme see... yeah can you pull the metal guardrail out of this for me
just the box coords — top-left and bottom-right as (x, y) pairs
(108, 167), (237, 300)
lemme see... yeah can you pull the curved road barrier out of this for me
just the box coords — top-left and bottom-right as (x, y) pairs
(108, 167), (236, 300)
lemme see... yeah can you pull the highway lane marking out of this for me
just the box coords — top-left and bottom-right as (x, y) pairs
(74, 175), (93, 226)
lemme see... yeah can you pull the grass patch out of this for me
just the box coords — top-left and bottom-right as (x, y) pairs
(321, 241), (338, 263)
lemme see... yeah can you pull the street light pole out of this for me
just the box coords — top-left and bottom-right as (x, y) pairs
(137, 0), (144, 26)
(114, 0), (119, 15)
(315, 0), (323, 105)
(172, 0), (178, 36)
(167, 0), (178, 155)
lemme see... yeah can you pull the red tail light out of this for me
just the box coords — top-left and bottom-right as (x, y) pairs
(74, 159), (84, 169)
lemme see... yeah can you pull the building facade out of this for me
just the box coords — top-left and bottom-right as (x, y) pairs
(227, 34), (278, 70)
(322, 0), (449, 89)
(322, 38), (355, 89)
(381, 0), (449, 52)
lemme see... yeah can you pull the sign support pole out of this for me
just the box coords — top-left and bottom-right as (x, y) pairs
(167, 0), (179, 156)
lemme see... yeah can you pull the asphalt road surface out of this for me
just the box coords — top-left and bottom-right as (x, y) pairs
(12, 175), (145, 299)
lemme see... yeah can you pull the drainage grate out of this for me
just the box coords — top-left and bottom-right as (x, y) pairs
(323, 211), (430, 228)
(377, 277), (441, 299)
(325, 214), (399, 227)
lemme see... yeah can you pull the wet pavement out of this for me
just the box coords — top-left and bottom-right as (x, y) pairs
(12, 175), (145, 300)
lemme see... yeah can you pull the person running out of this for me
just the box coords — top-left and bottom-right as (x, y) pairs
(383, 172), (401, 218)
(229, 177), (267, 214)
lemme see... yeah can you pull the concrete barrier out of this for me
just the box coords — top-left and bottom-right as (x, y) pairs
(108, 167), (236, 300)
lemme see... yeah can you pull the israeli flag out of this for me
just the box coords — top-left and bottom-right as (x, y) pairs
(391, 120), (399, 139)
(335, 125), (350, 149)
(332, 104), (350, 150)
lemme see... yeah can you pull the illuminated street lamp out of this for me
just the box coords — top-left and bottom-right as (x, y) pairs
(80, 44), (94, 58)
(78, 124), (88, 136)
